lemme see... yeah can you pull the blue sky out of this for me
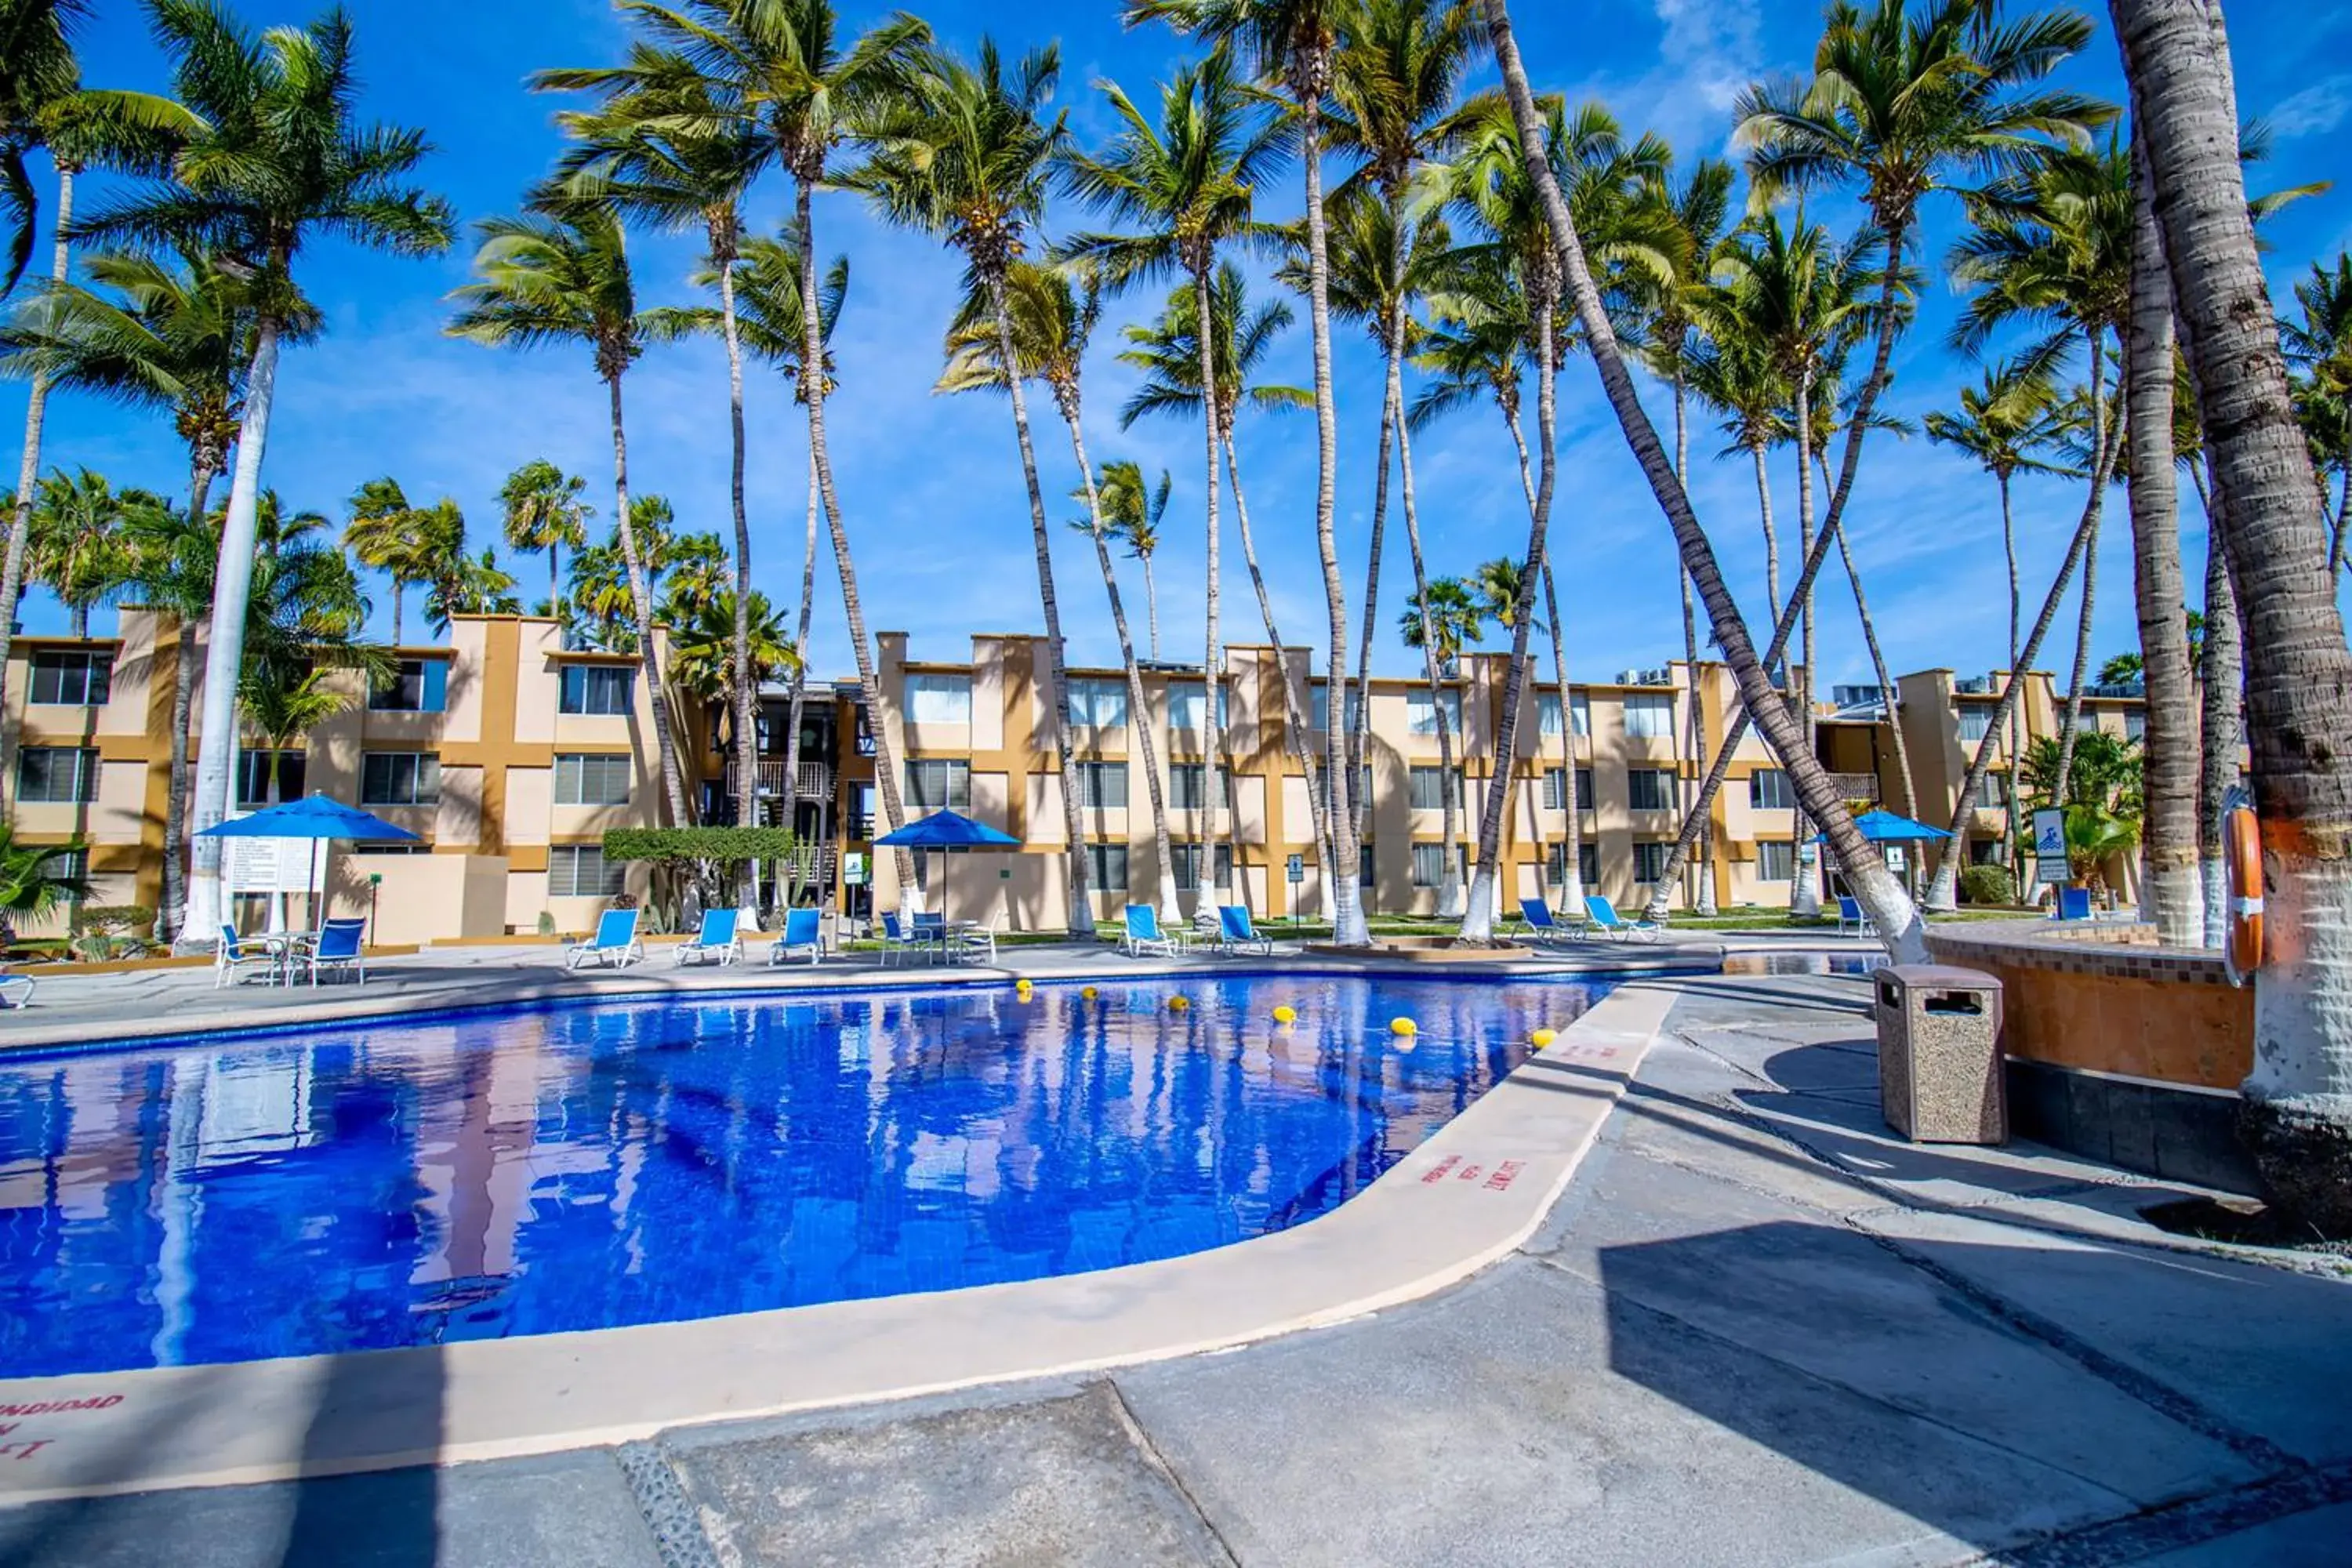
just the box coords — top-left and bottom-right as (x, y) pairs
(11, 0), (2352, 690)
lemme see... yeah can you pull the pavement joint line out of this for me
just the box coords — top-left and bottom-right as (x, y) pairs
(1950, 1457), (2352, 1568)
(1102, 1377), (1242, 1568)
(1527, 1258), (2152, 1516)
(613, 1440), (724, 1568)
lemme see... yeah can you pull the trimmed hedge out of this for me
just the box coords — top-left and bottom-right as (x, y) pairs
(601, 827), (798, 865)
(1958, 864), (2017, 906)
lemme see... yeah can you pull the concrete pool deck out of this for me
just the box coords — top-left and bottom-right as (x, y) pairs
(11, 965), (2341, 1564)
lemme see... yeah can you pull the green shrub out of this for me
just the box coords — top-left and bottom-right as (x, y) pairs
(1958, 865), (2016, 906)
(535, 910), (556, 936)
(71, 904), (154, 936)
(602, 826), (798, 866)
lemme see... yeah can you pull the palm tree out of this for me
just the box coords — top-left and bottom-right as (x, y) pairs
(447, 194), (691, 826)
(726, 227), (846, 852)
(0, 821), (88, 944)
(670, 586), (796, 710)
(1627, 157), (1733, 915)
(607, 0), (931, 889)
(539, 47), (766, 837)
(848, 39), (1098, 936)
(1476, 0), (1929, 958)
(1093, 459), (1168, 661)
(1398, 572), (1477, 910)
(343, 477), (426, 641)
(71, 0), (452, 938)
(1924, 355), (2067, 864)
(2114, 0), (2352, 1233)
(1062, 44), (1287, 917)
(1442, 93), (1668, 938)
(2281, 252), (2352, 571)
(121, 497), (211, 935)
(942, 260), (1185, 923)
(1124, 0), (1363, 941)
(27, 465), (140, 634)
(0, 0), (192, 724)
(1114, 265), (1329, 874)
(497, 460), (592, 618)
(654, 527), (728, 625)
(0, 243), (277, 539)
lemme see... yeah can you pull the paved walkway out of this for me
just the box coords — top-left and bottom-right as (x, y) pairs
(4, 972), (2346, 1566)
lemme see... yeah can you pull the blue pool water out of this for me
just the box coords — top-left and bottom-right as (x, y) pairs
(0, 972), (1618, 1377)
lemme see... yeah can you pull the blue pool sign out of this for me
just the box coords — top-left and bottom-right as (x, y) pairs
(2032, 809), (2067, 881)
(1287, 854), (1305, 884)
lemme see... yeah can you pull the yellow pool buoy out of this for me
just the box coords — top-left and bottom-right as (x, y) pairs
(1390, 1017), (1417, 1037)
(1272, 1004), (1298, 1025)
(1169, 996), (1190, 1012)
(1081, 985), (1098, 1000)
(1531, 1027), (1557, 1048)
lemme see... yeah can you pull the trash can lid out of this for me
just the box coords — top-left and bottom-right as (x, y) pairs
(1875, 964), (2001, 988)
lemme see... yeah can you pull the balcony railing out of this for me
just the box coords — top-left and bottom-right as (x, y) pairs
(1827, 771), (1881, 804)
(723, 760), (833, 801)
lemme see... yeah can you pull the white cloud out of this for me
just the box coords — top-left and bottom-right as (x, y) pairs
(2268, 74), (2352, 139)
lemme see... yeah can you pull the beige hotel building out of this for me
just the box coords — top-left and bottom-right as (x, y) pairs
(2, 610), (2147, 942)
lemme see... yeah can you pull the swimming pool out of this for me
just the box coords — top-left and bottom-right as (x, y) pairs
(0, 972), (1619, 1377)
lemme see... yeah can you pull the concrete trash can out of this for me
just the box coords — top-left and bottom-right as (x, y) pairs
(1874, 964), (2006, 1145)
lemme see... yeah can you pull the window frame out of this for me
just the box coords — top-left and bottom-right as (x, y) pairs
(1541, 766), (1595, 812)
(1405, 687), (1465, 736)
(1065, 677), (1128, 730)
(15, 746), (100, 804)
(1756, 840), (1795, 882)
(1627, 768), (1678, 813)
(1084, 841), (1129, 891)
(1623, 693), (1675, 739)
(548, 843), (625, 898)
(1170, 841), (1233, 893)
(1632, 841), (1671, 884)
(906, 672), (974, 725)
(557, 664), (635, 717)
(28, 648), (112, 707)
(905, 757), (972, 811)
(235, 750), (310, 808)
(1748, 768), (1794, 811)
(1165, 681), (1230, 731)
(1075, 760), (1129, 809)
(554, 752), (633, 808)
(359, 751), (442, 808)
(368, 656), (448, 713)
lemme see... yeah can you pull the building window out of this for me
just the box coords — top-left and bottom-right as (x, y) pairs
(555, 753), (632, 807)
(558, 665), (633, 716)
(1408, 766), (1463, 811)
(1411, 842), (1465, 887)
(41, 847), (89, 883)
(906, 758), (971, 811)
(1972, 771), (2009, 810)
(1171, 842), (1232, 892)
(1406, 688), (1464, 735)
(1315, 762), (1373, 822)
(1958, 706), (1993, 743)
(549, 844), (624, 898)
(1633, 841), (1671, 883)
(1628, 768), (1677, 812)
(1167, 764), (1229, 811)
(907, 672), (972, 724)
(1757, 840), (1795, 881)
(1167, 682), (1229, 731)
(236, 750), (308, 808)
(361, 751), (441, 808)
(1360, 841), (1376, 889)
(1624, 693), (1675, 739)
(29, 649), (111, 706)
(1086, 842), (1128, 891)
(1076, 761), (1128, 808)
(1749, 769), (1794, 810)
(1065, 677), (1127, 728)
(1546, 842), (1599, 889)
(1537, 691), (1591, 738)
(1308, 684), (1363, 734)
(1541, 767), (1594, 812)
(2124, 710), (2146, 742)
(15, 746), (99, 804)
(369, 657), (448, 713)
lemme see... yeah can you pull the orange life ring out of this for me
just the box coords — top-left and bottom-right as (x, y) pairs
(2222, 804), (2263, 985)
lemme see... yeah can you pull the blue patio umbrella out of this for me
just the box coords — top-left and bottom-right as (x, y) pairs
(873, 810), (1021, 924)
(198, 793), (422, 932)
(1813, 808), (1948, 844)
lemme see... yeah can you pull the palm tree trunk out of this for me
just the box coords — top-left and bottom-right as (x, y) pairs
(2051, 328), (2113, 815)
(1390, 369), (1461, 920)
(1142, 554), (1160, 662)
(0, 165), (72, 755)
(187, 310), (280, 942)
(605, 371), (691, 829)
(1457, 289), (1556, 942)
(1674, 372), (1712, 916)
(2194, 463), (2239, 946)
(717, 241), (757, 861)
(1059, 387), (1180, 920)
(1225, 430), (1333, 868)
(2003, 470), (2025, 880)
(1751, 443), (1781, 641)
(1298, 90), (1364, 946)
(162, 459), (217, 943)
(1482, 0), (1923, 959)
(1926, 400), (2125, 909)
(389, 579), (404, 645)
(1542, 561), (1583, 908)
(1189, 265), (1234, 918)
(1351, 334), (1393, 800)
(2116, 0), (2352, 1234)
(1790, 370), (1821, 918)
(2331, 437), (2350, 575)
(988, 276), (1095, 937)
(550, 543), (561, 621)
(781, 442), (819, 907)
(797, 180), (915, 895)
(2124, 139), (2201, 943)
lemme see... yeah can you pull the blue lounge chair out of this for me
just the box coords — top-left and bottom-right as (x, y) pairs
(877, 912), (928, 966)
(1123, 903), (1182, 957)
(215, 924), (282, 988)
(1218, 905), (1274, 956)
(2055, 886), (2093, 921)
(678, 907), (742, 967)
(1517, 897), (1581, 946)
(1584, 894), (1661, 943)
(1837, 895), (1876, 938)
(768, 907), (823, 966)
(303, 916), (368, 985)
(565, 908), (643, 971)
(0, 967), (33, 1009)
